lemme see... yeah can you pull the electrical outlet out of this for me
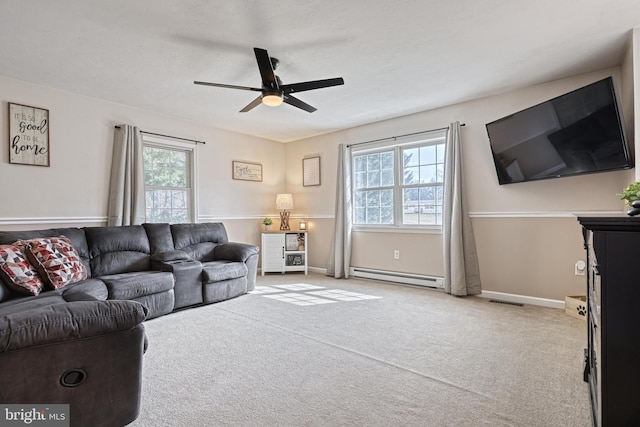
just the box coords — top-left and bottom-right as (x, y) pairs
(575, 260), (586, 276)
(394, 250), (400, 260)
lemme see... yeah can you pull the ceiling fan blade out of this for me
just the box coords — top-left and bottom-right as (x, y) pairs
(281, 77), (344, 94)
(194, 81), (262, 91)
(239, 96), (263, 112)
(254, 48), (278, 89)
(283, 95), (317, 113)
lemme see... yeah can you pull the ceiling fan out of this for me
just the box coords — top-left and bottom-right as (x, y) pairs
(194, 47), (344, 113)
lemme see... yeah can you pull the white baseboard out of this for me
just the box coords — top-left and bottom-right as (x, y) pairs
(478, 290), (564, 309)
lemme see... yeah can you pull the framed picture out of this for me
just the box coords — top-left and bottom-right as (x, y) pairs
(232, 161), (262, 182)
(285, 233), (300, 251)
(303, 156), (321, 186)
(8, 103), (50, 166)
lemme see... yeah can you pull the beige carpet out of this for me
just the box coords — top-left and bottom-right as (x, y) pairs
(129, 273), (590, 426)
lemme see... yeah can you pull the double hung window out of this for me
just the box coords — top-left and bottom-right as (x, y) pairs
(142, 135), (197, 223)
(352, 130), (446, 228)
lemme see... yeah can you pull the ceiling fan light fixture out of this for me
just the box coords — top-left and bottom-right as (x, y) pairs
(262, 92), (283, 107)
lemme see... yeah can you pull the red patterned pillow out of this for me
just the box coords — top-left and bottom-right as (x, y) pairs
(0, 242), (45, 296)
(24, 236), (88, 290)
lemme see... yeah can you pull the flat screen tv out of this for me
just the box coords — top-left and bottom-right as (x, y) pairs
(486, 77), (632, 185)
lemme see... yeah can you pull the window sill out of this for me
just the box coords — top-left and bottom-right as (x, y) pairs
(352, 225), (442, 235)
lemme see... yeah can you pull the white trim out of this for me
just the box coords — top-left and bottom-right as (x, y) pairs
(198, 214), (335, 222)
(0, 217), (107, 226)
(477, 290), (564, 309)
(352, 226), (441, 234)
(469, 210), (623, 218)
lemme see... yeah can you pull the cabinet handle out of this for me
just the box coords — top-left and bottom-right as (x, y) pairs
(282, 247), (284, 258)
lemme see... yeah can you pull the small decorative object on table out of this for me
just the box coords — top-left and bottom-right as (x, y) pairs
(617, 182), (640, 216)
(262, 217), (272, 231)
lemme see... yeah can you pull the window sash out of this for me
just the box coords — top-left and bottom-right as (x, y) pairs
(142, 136), (197, 224)
(351, 131), (446, 228)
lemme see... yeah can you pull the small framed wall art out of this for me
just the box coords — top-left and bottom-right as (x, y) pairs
(8, 103), (50, 166)
(303, 156), (321, 186)
(232, 160), (263, 182)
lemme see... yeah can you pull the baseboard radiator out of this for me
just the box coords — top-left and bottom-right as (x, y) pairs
(350, 267), (444, 289)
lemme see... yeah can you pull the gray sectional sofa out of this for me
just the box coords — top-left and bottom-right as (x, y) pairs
(0, 222), (258, 427)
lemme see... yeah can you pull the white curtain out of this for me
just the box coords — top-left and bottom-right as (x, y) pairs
(442, 122), (482, 296)
(106, 125), (146, 226)
(326, 144), (353, 278)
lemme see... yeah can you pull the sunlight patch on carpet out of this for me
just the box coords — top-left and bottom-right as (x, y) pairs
(307, 289), (383, 301)
(272, 284), (325, 291)
(263, 292), (338, 306)
(251, 284), (382, 306)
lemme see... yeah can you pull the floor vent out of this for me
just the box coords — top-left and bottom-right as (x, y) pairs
(489, 299), (524, 307)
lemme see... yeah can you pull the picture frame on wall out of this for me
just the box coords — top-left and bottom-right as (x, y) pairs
(232, 160), (263, 182)
(303, 156), (321, 186)
(8, 103), (50, 166)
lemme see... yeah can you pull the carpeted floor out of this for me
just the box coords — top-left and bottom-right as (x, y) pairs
(129, 273), (590, 426)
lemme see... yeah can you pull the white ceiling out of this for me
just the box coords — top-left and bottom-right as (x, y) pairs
(1, 1), (639, 142)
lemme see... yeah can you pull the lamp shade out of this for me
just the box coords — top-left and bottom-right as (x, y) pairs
(276, 193), (294, 210)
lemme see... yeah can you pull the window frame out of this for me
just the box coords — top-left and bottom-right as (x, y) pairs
(142, 134), (198, 224)
(351, 130), (446, 232)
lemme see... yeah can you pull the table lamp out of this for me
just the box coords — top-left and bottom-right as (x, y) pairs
(276, 193), (293, 230)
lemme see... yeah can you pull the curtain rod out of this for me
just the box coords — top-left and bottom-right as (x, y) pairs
(346, 123), (465, 148)
(114, 126), (206, 145)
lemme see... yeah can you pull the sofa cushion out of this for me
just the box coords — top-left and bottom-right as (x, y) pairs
(100, 271), (174, 300)
(62, 278), (109, 302)
(171, 223), (229, 262)
(24, 236), (88, 290)
(0, 294), (67, 316)
(130, 290), (175, 319)
(143, 223), (175, 253)
(85, 226), (151, 276)
(0, 243), (45, 296)
(202, 261), (247, 283)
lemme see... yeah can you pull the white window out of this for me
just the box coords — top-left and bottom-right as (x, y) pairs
(352, 130), (446, 228)
(142, 135), (197, 223)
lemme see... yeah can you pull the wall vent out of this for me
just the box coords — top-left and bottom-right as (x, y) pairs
(350, 267), (444, 289)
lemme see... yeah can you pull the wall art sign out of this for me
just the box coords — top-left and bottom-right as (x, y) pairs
(8, 103), (50, 166)
(303, 156), (321, 186)
(232, 160), (263, 182)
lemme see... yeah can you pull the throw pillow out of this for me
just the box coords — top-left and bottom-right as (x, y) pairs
(0, 243), (45, 296)
(24, 236), (88, 290)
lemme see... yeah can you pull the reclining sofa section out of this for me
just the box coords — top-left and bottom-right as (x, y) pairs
(0, 222), (258, 427)
(0, 222), (259, 318)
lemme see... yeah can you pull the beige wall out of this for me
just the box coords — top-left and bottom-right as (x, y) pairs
(285, 66), (636, 301)
(0, 76), (285, 248)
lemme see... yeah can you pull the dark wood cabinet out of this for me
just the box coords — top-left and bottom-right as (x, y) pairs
(578, 216), (640, 426)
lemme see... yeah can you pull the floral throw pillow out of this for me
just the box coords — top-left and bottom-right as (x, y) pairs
(0, 243), (45, 296)
(25, 236), (88, 290)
